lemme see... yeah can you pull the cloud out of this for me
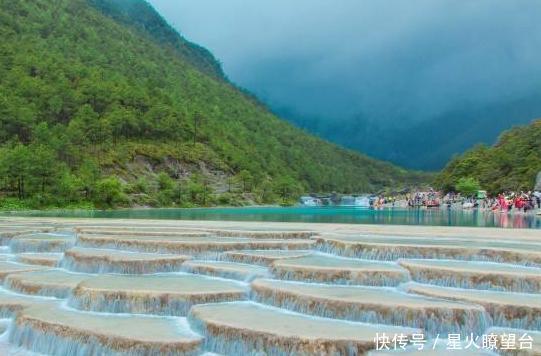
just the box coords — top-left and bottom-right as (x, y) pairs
(148, 0), (541, 126)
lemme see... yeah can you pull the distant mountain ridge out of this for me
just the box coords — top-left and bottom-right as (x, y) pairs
(88, 0), (225, 79)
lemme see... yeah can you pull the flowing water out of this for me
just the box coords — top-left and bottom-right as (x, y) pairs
(0, 220), (539, 355)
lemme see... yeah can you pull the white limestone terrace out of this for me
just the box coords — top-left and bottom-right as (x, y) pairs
(398, 259), (541, 293)
(61, 247), (191, 274)
(4, 270), (91, 298)
(188, 301), (420, 355)
(220, 249), (313, 266)
(181, 260), (270, 282)
(0, 217), (538, 355)
(69, 273), (249, 316)
(250, 278), (488, 336)
(9, 233), (75, 254)
(270, 253), (409, 286)
(16, 253), (63, 267)
(315, 233), (541, 266)
(75, 234), (316, 258)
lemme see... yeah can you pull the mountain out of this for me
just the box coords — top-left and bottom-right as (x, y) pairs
(277, 93), (541, 171)
(87, 0), (224, 80)
(434, 119), (541, 194)
(0, 0), (426, 209)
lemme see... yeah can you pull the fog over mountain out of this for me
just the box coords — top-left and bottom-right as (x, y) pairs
(148, 0), (541, 170)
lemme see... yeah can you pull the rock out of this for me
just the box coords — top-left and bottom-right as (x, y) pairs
(61, 247), (191, 274)
(251, 278), (487, 336)
(70, 273), (248, 316)
(398, 259), (541, 293)
(189, 301), (420, 356)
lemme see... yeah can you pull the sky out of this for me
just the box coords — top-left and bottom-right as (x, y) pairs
(147, 0), (541, 129)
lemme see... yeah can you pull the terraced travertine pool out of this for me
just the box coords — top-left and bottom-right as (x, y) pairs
(0, 217), (539, 355)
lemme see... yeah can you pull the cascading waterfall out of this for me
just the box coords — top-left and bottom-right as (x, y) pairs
(484, 305), (541, 331)
(0, 221), (539, 355)
(187, 309), (365, 356)
(67, 274), (249, 317)
(9, 239), (75, 254)
(315, 238), (541, 267)
(60, 252), (188, 274)
(270, 268), (409, 286)
(181, 262), (270, 282)
(250, 287), (490, 337)
(67, 289), (248, 316)
(8, 318), (202, 356)
(406, 270), (541, 293)
(4, 278), (71, 299)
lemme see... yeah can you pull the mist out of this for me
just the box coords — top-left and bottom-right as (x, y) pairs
(148, 0), (541, 168)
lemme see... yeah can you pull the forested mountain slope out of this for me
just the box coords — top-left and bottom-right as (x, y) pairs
(435, 119), (541, 193)
(87, 0), (224, 79)
(0, 0), (425, 208)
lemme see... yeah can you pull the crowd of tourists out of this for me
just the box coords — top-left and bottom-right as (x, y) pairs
(489, 191), (540, 212)
(406, 190), (439, 208)
(443, 191), (541, 213)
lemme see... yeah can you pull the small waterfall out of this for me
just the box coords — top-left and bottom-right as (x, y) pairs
(485, 306), (541, 331)
(250, 288), (490, 337)
(316, 239), (434, 261)
(60, 253), (186, 274)
(4, 277), (71, 299)
(270, 266), (408, 286)
(315, 239), (541, 267)
(76, 236), (314, 257)
(75, 239), (225, 260)
(16, 253), (63, 267)
(8, 320), (201, 356)
(181, 263), (270, 283)
(9, 238), (75, 254)
(406, 269), (541, 294)
(219, 250), (313, 266)
(68, 287), (248, 317)
(187, 311), (363, 356)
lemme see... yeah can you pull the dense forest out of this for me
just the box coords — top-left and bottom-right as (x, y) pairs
(435, 119), (541, 194)
(0, 0), (426, 209)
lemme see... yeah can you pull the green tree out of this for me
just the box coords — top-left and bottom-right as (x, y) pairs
(273, 176), (303, 203)
(257, 179), (276, 204)
(78, 159), (101, 200)
(237, 169), (253, 193)
(56, 170), (84, 204)
(94, 176), (126, 207)
(0, 145), (32, 199)
(28, 145), (58, 193)
(455, 177), (481, 197)
(157, 172), (175, 191)
(156, 172), (176, 206)
(193, 111), (204, 145)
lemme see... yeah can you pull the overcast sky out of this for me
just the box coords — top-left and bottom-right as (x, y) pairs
(148, 0), (541, 126)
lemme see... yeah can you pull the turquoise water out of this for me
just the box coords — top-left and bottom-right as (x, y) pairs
(3, 207), (540, 229)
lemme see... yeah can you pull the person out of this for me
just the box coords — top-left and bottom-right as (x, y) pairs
(498, 193), (508, 212)
(514, 195), (524, 211)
